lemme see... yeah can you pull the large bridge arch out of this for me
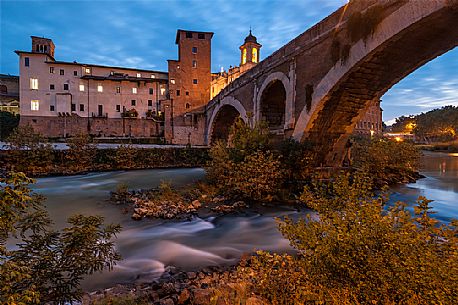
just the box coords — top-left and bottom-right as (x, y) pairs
(255, 71), (294, 132)
(293, 0), (458, 166)
(207, 96), (248, 144)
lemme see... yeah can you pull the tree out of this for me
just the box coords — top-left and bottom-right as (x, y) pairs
(65, 134), (96, 172)
(0, 111), (19, 140)
(241, 173), (458, 304)
(0, 172), (121, 304)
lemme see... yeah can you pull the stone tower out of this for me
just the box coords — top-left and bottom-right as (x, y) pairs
(239, 30), (262, 73)
(31, 36), (55, 58)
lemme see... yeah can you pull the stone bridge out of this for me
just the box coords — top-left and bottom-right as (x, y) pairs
(203, 0), (458, 166)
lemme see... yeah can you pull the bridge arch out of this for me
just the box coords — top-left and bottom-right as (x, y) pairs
(292, 0), (458, 166)
(207, 96), (248, 144)
(256, 71), (293, 132)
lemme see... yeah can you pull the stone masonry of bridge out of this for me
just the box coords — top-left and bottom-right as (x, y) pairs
(199, 0), (458, 166)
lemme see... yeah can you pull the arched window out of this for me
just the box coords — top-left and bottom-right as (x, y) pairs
(185, 103), (190, 109)
(252, 48), (258, 63)
(0, 85), (7, 94)
(242, 48), (247, 65)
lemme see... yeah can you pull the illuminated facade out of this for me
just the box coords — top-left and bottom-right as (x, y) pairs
(211, 30), (262, 99)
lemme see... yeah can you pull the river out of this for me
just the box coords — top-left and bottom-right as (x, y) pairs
(29, 152), (458, 291)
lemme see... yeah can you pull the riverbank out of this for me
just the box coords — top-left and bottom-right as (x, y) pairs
(0, 147), (209, 177)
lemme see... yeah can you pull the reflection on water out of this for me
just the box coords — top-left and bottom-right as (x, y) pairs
(32, 153), (458, 290)
(390, 151), (458, 223)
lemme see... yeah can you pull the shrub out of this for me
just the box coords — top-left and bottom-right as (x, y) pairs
(0, 172), (121, 304)
(0, 111), (19, 140)
(65, 134), (96, 172)
(240, 173), (458, 304)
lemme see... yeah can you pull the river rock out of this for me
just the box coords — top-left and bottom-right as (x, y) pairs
(160, 298), (175, 305)
(191, 199), (201, 209)
(131, 212), (142, 220)
(178, 288), (191, 304)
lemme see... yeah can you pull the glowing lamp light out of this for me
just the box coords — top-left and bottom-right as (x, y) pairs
(370, 130), (375, 137)
(395, 137), (403, 142)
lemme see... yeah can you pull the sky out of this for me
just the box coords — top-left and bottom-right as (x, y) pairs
(1, 0), (457, 124)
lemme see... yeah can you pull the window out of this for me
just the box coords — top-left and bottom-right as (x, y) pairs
(192, 47), (197, 54)
(160, 86), (166, 95)
(71, 103), (76, 112)
(193, 79), (198, 84)
(50, 84), (55, 90)
(30, 78), (38, 90)
(198, 33), (205, 39)
(80, 104), (84, 111)
(79, 84), (85, 91)
(242, 48), (247, 65)
(50, 67), (54, 73)
(186, 91), (189, 96)
(186, 103), (190, 109)
(0, 85), (6, 94)
(252, 48), (258, 63)
(186, 31), (193, 38)
(73, 70), (78, 76)
(192, 60), (197, 68)
(148, 100), (153, 107)
(150, 74), (155, 78)
(136, 73), (141, 78)
(132, 87), (137, 94)
(85, 67), (91, 74)
(131, 100), (136, 106)
(25, 57), (29, 67)
(170, 79), (175, 85)
(64, 83), (69, 90)
(31, 100), (39, 111)
(116, 105), (121, 112)
(50, 105), (55, 111)
(115, 86), (120, 93)
(176, 90), (180, 96)
(60, 69), (64, 75)
(97, 85), (103, 92)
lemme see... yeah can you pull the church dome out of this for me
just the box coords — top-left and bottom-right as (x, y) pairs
(244, 30), (258, 44)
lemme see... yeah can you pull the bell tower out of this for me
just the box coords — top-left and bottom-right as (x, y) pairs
(239, 30), (262, 73)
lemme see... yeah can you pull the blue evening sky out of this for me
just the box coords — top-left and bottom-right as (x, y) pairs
(1, 0), (457, 124)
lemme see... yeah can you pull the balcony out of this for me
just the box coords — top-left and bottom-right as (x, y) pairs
(121, 108), (138, 118)
(92, 112), (108, 118)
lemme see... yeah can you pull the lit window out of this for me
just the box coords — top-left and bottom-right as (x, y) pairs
(150, 74), (155, 78)
(160, 87), (166, 95)
(192, 47), (197, 54)
(85, 67), (91, 74)
(242, 48), (247, 65)
(136, 73), (141, 78)
(252, 48), (258, 63)
(30, 78), (38, 90)
(31, 100), (39, 111)
(132, 87), (137, 94)
(170, 79), (175, 84)
(192, 60), (197, 68)
(116, 87), (121, 93)
(79, 84), (85, 91)
(97, 85), (103, 92)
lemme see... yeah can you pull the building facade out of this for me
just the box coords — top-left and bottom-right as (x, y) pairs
(0, 74), (20, 115)
(16, 36), (168, 138)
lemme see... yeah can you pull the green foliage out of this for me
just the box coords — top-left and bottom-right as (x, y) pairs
(92, 295), (150, 305)
(65, 134), (96, 171)
(6, 125), (54, 174)
(0, 111), (20, 140)
(113, 144), (137, 169)
(0, 172), (121, 304)
(414, 105), (458, 141)
(207, 119), (283, 201)
(242, 174), (458, 305)
(352, 136), (420, 186)
(391, 115), (416, 133)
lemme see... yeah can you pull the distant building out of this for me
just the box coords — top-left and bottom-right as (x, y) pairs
(211, 30), (262, 99)
(353, 99), (383, 136)
(0, 74), (20, 115)
(15, 36), (168, 138)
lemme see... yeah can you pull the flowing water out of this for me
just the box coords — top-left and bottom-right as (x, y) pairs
(29, 152), (458, 291)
